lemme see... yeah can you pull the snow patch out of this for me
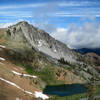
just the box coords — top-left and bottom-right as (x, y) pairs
(0, 77), (21, 89)
(0, 77), (49, 100)
(0, 57), (5, 61)
(0, 45), (6, 48)
(37, 40), (47, 47)
(54, 49), (57, 52)
(23, 74), (37, 78)
(0, 77), (33, 95)
(34, 91), (49, 100)
(38, 40), (42, 47)
(12, 70), (37, 78)
(16, 97), (22, 100)
(24, 90), (33, 95)
(12, 71), (22, 76)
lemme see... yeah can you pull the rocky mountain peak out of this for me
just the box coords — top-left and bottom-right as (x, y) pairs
(6, 21), (77, 63)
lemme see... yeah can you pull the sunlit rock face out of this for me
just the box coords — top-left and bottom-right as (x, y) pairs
(6, 21), (77, 63)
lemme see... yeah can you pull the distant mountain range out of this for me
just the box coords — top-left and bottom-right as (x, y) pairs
(74, 48), (100, 56)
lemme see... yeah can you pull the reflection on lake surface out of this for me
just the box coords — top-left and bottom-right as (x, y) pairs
(43, 84), (87, 96)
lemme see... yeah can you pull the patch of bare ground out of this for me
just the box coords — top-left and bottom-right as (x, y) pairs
(0, 80), (33, 100)
(55, 67), (85, 84)
(0, 47), (41, 100)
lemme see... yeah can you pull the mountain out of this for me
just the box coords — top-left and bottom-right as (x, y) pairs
(74, 48), (100, 56)
(0, 27), (85, 100)
(5, 21), (100, 79)
(6, 21), (76, 63)
(0, 22), (100, 100)
(74, 48), (100, 66)
(85, 53), (100, 66)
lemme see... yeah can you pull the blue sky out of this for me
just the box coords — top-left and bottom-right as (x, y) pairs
(1, 0), (100, 27)
(0, 0), (100, 48)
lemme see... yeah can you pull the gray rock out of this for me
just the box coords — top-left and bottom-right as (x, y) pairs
(6, 21), (77, 63)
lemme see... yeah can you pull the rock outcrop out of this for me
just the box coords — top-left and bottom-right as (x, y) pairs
(6, 21), (76, 63)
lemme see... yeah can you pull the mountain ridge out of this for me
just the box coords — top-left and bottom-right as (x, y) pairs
(74, 48), (100, 56)
(6, 21), (77, 63)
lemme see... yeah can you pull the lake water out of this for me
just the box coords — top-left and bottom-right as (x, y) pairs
(43, 84), (87, 96)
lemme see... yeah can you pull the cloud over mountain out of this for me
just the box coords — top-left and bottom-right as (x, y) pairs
(0, 23), (14, 28)
(51, 22), (100, 49)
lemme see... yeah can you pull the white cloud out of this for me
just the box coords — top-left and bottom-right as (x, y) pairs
(33, 2), (59, 22)
(0, 23), (15, 28)
(66, 22), (100, 49)
(0, 11), (33, 18)
(0, 3), (45, 10)
(0, 19), (32, 28)
(51, 28), (67, 43)
(51, 22), (100, 49)
(32, 1), (59, 33)
(55, 12), (100, 18)
(59, 1), (100, 7)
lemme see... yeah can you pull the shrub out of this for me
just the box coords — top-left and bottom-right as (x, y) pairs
(58, 57), (69, 65)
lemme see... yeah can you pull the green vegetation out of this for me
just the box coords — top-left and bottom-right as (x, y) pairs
(0, 30), (6, 45)
(4, 48), (90, 100)
(49, 93), (87, 100)
(87, 84), (96, 100)
(4, 47), (100, 100)
(25, 64), (64, 85)
(58, 57), (69, 65)
(95, 85), (100, 95)
(0, 33), (4, 39)
(4, 48), (64, 85)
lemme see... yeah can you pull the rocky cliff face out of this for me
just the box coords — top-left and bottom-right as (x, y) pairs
(6, 21), (76, 63)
